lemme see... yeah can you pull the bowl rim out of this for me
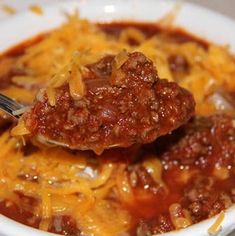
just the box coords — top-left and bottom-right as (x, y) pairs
(1, 0), (235, 53)
(0, 205), (234, 236)
(0, 0), (235, 235)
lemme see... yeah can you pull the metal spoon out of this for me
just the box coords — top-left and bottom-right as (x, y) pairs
(0, 93), (25, 118)
(0, 93), (68, 147)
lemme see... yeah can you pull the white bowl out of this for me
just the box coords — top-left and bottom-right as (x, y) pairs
(0, 1), (235, 235)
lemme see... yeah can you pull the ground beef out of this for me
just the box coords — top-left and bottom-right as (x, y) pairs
(133, 114), (235, 234)
(168, 54), (189, 81)
(156, 114), (235, 170)
(49, 215), (80, 236)
(0, 57), (27, 90)
(24, 52), (195, 154)
(136, 215), (174, 236)
(182, 175), (233, 224)
(168, 54), (189, 74)
(128, 165), (166, 195)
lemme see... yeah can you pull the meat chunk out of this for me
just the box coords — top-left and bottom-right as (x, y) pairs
(136, 216), (174, 236)
(22, 52), (195, 154)
(157, 114), (235, 170)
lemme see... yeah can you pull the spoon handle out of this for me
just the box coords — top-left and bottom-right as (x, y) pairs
(0, 93), (25, 118)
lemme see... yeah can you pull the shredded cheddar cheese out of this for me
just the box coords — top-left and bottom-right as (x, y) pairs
(68, 62), (86, 99)
(29, 5), (43, 15)
(208, 211), (225, 235)
(169, 203), (192, 229)
(1, 4), (16, 15)
(0, 131), (131, 233)
(11, 119), (30, 136)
